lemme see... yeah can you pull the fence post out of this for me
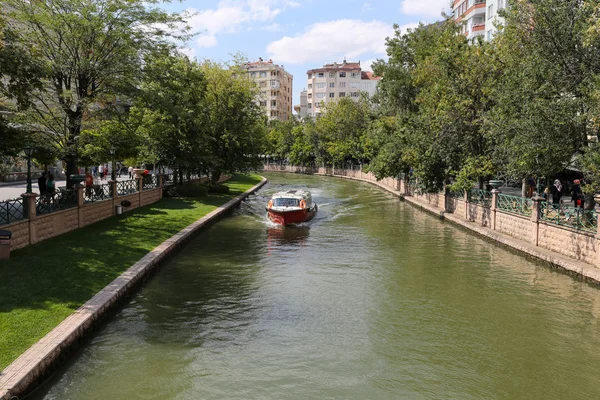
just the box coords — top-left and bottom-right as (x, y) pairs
(158, 175), (164, 199)
(138, 177), (144, 207)
(76, 187), (85, 227)
(22, 193), (37, 246)
(490, 189), (500, 231)
(464, 189), (469, 220)
(531, 196), (543, 246)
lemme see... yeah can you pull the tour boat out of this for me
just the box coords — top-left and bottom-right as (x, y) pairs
(266, 190), (318, 225)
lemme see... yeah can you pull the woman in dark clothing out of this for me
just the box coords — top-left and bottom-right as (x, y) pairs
(571, 179), (583, 209)
(550, 179), (562, 205)
(46, 174), (56, 196)
(37, 172), (47, 195)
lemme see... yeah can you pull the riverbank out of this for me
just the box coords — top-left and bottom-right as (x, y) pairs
(0, 174), (266, 399)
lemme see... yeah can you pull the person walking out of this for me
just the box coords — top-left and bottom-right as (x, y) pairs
(37, 172), (47, 196)
(550, 179), (563, 206)
(98, 164), (104, 180)
(571, 179), (583, 209)
(46, 174), (56, 196)
(128, 166), (134, 179)
(85, 170), (94, 198)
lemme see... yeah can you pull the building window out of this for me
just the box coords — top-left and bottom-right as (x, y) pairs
(260, 72), (267, 77)
(339, 92), (345, 97)
(339, 82), (346, 88)
(315, 102), (321, 108)
(350, 82), (359, 88)
(316, 93), (325, 98)
(339, 72), (346, 77)
(329, 72), (336, 78)
(250, 72), (256, 77)
(318, 72), (324, 78)
(329, 92), (335, 98)
(317, 83), (326, 88)
(308, 103), (312, 109)
(488, 4), (494, 18)
(260, 101), (267, 106)
(271, 100), (277, 106)
(329, 82), (335, 88)
(308, 93), (312, 99)
(351, 92), (359, 97)
(487, 30), (492, 41)
(308, 84), (312, 89)
(351, 72), (360, 78)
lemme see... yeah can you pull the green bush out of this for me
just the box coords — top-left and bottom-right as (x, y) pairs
(205, 183), (230, 194)
(164, 183), (209, 198)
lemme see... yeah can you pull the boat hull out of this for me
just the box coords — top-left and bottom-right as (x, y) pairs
(267, 205), (318, 225)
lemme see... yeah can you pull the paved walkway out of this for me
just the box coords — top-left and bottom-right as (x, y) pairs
(0, 176), (131, 201)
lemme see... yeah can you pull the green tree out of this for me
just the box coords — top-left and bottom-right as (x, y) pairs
(200, 60), (267, 183)
(2, 0), (189, 186)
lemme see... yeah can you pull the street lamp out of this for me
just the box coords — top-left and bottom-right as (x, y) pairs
(109, 146), (116, 181)
(23, 146), (35, 194)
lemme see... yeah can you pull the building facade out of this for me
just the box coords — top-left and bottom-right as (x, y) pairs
(304, 60), (381, 118)
(452, 0), (506, 42)
(294, 90), (308, 118)
(242, 59), (293, 121)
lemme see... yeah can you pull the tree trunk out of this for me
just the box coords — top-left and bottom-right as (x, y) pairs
(65, 155), (78, 189)
(210, 168), (221, 185)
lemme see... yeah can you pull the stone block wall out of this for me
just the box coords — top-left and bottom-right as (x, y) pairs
(537, 223), (596, 265)
(31, 208), (80, 244)
(140, 188), (161, 207)
(495, 212), (532, 243)
(80, 200), (114, 227)
(4, 220), (30, 250)
(468, 203), (492, 227)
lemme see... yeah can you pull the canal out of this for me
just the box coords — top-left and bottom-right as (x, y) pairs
(32, 173), (600, 400)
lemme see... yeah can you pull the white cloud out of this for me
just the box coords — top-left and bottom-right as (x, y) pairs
(196, 35), (218, 48)
(184, 0), (300, 46)
(362, 2), (374, 12)
(266, 19), (394, 65)
(400, 0), (450, 19)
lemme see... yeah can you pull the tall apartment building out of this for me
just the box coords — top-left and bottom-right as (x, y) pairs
(452, 0), (506, 42)
(294, 90), (308, 118)
(304, 60), (381, 118)
(242, 58), (293, 121)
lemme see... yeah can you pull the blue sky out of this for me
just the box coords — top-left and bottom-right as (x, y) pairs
(164, 0), (449, 105)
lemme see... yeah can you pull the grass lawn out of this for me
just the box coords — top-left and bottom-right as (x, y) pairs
(0, 173), (263, 370)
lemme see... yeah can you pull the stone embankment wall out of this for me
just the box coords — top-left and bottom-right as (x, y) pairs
(263, 164), (600, 269)
(0, 175), (219, 251)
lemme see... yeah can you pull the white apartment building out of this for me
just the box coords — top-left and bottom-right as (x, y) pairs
(453, 0), (506, 42)
(304, 60), (381, 118)
(242, 58), (293, 121)
(294, 90), (308, 118)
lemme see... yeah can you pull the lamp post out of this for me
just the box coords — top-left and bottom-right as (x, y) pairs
(23, 146), (35, 194)
(109, 147), (116, 181)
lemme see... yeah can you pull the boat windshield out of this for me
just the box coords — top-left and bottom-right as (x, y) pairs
(273, 198), (300, 207)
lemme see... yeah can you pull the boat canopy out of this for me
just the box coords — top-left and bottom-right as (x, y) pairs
(271, 190), (313, 207)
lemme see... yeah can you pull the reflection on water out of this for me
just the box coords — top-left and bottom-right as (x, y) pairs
(31, 172), (600, 400)
(267, 225), (311, 246)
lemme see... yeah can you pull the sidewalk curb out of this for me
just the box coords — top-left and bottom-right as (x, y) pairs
(0, 177), (267, 400)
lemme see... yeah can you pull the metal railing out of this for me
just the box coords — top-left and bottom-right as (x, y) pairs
(497, 193), (533, 217)
(163, 174), (175, 186)
(36, 189), (78, 215)
(468, 188), (492, 208)
(84, 183), (113, 203)
(143, 175), (158, 190)
(540, 202), (597, 233)
(0, 198), (25, 225)
(448, 190), (465, 199)
(116, 179), (138, 196)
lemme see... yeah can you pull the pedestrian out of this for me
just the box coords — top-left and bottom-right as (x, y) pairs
(98, 164), (104, 180)
(128, 166), (134, 179)
(37, 171), (47, 196)
(571, 179), (583, 209)
(117, 162), (121, 178)
(85, 170), (94, 198)
(46, 174), (56, 196)
(527, 177), (536, 198)
(104, 164), (109, 180)
(550, 179), (563, 205)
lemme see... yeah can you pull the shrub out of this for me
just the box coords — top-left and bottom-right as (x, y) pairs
(164, 183), (208, 198)
(205, 183), (230, 194)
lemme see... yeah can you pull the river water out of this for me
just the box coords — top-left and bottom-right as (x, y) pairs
(31, 173), (600, 400)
